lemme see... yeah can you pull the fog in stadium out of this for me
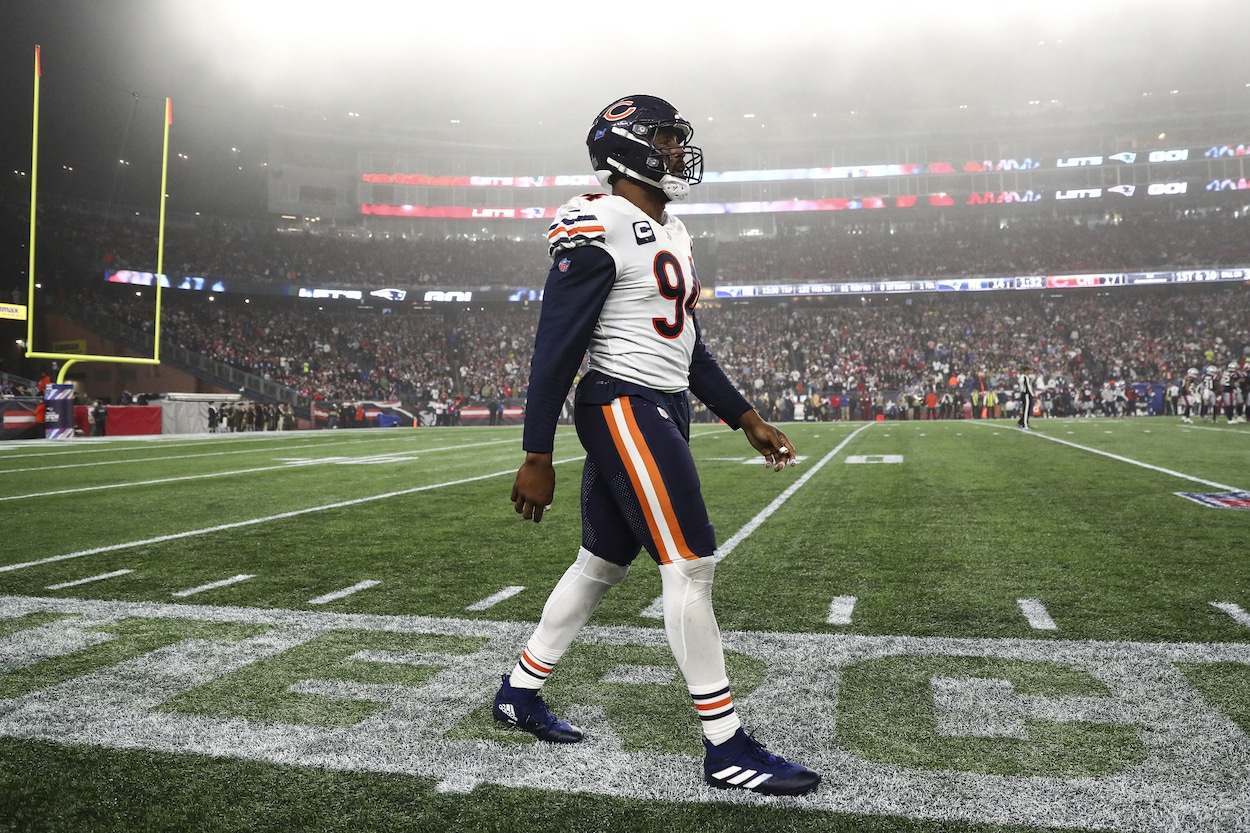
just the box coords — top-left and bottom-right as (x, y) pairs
(4, 0), (1250, 211)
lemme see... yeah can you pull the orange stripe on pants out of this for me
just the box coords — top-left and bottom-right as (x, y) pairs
(602, 398), (697, 565)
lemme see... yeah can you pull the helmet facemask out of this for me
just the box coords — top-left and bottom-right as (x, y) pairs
(588, 96), (704, 202)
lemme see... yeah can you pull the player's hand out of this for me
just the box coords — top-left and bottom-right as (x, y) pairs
(738, 409), (797, 472)
(512, 452), (556, 523)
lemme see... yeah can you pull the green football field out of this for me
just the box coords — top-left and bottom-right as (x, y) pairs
(0, 417), (1247, 832)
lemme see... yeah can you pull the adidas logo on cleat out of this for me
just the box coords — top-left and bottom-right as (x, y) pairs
(703, 728), (821, 797)
(708, 765), (775, 791)
(491, 674), (584, 744)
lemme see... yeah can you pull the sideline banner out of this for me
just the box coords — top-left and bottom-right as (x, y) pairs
(44, 384), (75, 440)
(0, 399), (42, 441)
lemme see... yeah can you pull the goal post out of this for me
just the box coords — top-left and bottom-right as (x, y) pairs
(25, 45), (168, 387)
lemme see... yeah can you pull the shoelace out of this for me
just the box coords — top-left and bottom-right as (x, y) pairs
(524, 693), (560, 725)
(741, 730), (788, 765)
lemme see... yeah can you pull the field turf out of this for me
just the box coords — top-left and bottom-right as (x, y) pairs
(0, 417), (1247, 832)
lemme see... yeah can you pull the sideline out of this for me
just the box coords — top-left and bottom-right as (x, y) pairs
(971, 421), (1242, 491)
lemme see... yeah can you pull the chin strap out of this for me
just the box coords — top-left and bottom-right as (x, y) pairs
(597, 163), (690, 203)
(659, 175), (690, 202)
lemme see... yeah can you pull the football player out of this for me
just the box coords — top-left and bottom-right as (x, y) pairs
(1180, 367), (1200, 424)
(1219, 361), (1241, 424)
(1200, 365), (1218, 421)
(494, 95), (820, 797)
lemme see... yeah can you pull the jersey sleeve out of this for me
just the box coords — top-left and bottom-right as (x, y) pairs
(522, 243), (616, 453)
(546, 194), (611, 258)
(687, 310), (753, 428)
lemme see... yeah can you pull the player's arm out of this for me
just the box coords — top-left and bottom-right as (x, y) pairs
(687, 311), (795, 471)
(514, 244), (615, 522)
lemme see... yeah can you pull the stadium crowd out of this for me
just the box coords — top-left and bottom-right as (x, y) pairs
(60, 277), (1248, 420)
(9, 195), (1249, 418)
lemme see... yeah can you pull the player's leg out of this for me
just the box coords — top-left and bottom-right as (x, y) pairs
(493, 446), (640, 742)
(586, 395), (820, 795)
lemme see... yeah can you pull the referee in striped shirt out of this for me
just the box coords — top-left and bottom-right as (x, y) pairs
(1018, 366), (1037, 429)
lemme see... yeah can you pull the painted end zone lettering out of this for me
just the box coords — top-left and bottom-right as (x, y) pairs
(0, 595), (1248, 832)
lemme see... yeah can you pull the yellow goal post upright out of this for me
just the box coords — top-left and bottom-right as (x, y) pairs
(25, 45), (169, 386)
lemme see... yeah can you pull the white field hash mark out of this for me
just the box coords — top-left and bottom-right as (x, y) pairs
(307, 580), (381, 606)
(827, 595), (858, 625)
(171, 574), (255, 598)
(1018, 598), (1059, 631)
(1, 593), (1249, 833)
(45, 569), (134, 590)
(465, 586), (525, 611)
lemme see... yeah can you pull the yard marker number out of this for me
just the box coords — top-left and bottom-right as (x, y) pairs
(1211, 601), (1250, 628)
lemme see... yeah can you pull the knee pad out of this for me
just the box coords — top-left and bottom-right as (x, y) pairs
(660, 556), (716, 589)
(577, 547), (630, 587)
(659, 557), (724, 681)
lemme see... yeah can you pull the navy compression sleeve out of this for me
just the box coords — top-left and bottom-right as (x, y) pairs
(687, 311), (753, 428)
(522, 245), (616, 453)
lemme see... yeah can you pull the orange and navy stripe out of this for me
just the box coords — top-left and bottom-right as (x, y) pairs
(692, 684), (736, 723)
(602, 397), (699, 565)
(547, 214), (606, 249)
(516, 649), (553, 682)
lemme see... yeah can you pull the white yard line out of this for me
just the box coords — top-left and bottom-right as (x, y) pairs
(977, 422), (1241, 491)
(465, 586), (526, 611)
(45, 569), (134, 590)
(0, 438), (535, 502)
(0, 436), (517, 476)
(715, 423), (875, 561)
(1, 463), (341, 502)
(641, 423), (875, 615)
(0, 456), (587, 574)
(1211, 601), (1250, 628)
(171, 574), (256, 598)
(308, 580), (381, 605)
(0, 433), (325, 458)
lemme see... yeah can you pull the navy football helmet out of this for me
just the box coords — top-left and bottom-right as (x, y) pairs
(586, 95), (703, 202)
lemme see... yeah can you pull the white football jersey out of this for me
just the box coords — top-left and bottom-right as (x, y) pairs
(547, 193), (699, 393)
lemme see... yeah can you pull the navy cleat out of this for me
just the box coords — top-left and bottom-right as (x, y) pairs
(703, 728), (821, 796)
(492, 674), (583, 743)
